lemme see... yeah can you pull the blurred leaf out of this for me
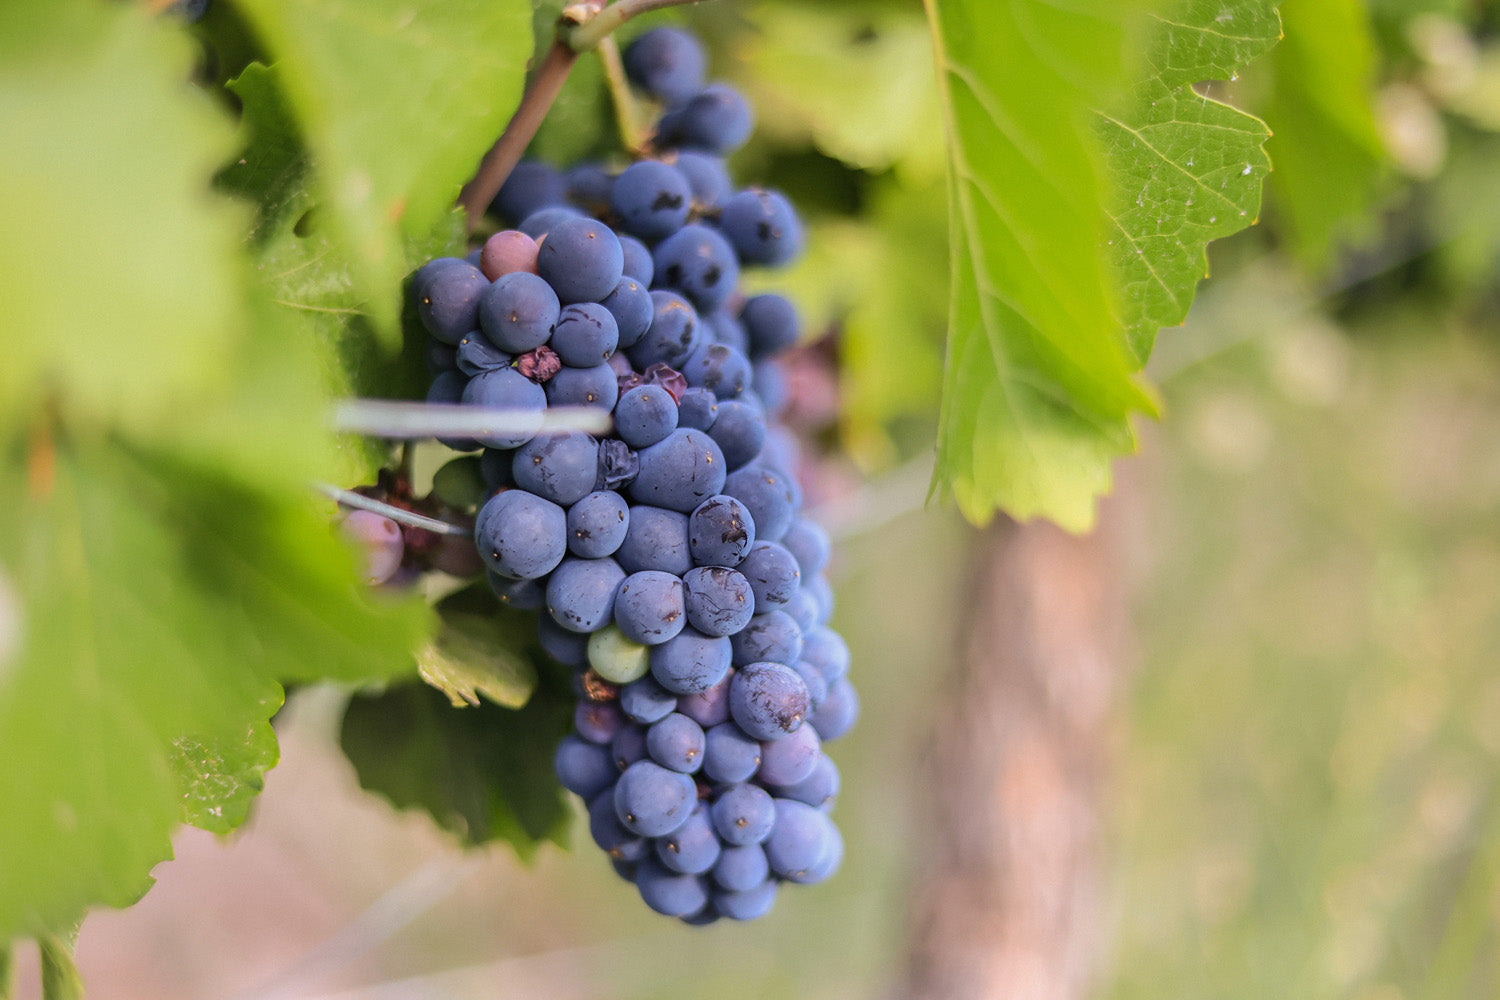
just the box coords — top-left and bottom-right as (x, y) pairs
(39, 932), (83, 1000)
(169, 711), (281, 836)
(419, 584), (539, 709)
(926, 0), (1158, 530)
(0, 0), (246, 440)
(1100, 0), (1281, 362)
(220, 62), (460, 483)
(229, 0), (533, 341)
(0, 435), (431, 936)
(341, 677), (574, 859)
(1262, 0), (1386, 270)
(740, 2), (945, 179)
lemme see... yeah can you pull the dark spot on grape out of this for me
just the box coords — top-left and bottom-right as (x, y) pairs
(756, 221), (773, 242)
(703, 266), (721, 286)
(665, 265), (682, 285)
(651, 192), (685, 212)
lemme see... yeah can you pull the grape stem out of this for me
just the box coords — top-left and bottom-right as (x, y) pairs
(313, 483), (472, 537)
(457, 0), (711, 229)
(598, 35), (647, 155)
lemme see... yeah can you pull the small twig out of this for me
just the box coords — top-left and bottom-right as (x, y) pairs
(566, 0), (709, 53)
(331, 400), (612, 439)
(457, 0), (713, 229)
(314, 484), (472, 537)
(458, 40), (579, 230)
(598, 35), (646, 155)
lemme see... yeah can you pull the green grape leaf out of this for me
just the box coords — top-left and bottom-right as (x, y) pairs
(927, 0), (1159, 530)
(228, 0), (533, 341)
(340, 679), (574, 859)
(928, 0), (1279, 529)
(740, 2), (946, 179)
(1261, 0), (1386, 268)
(0, 436), (431, 936)
(1099, 0), (1282, 361)
(219, 62), (461, 483)
(168, 705), (282, 836)
(0, 1), (247, 442)
(418, 586), (539, 710)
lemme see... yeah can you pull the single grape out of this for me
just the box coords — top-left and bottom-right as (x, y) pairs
(618, 235), (655, 285)
(710, 783), (776, 846)
(425, 336), (459, 375)
(537, 216), (624, 305)
(574, 699), (625, 744)
(720, 188), (803, 267)
(614, 384), (680, 449)
(706, 399), (765, 470)
(611, 160), (691, 241)
(729, 661), (810, 740)
(757, 722), (821, 786)
(769, 752), (840, 810)
(783, 588), (820, 634)
(512, 431), (600, 507)
(519, 204), (582, 239)
(711, 844), (769, 893)
(614, 760), (697, 837)
(646, 712), (706, 773)
(723, 463), (797, 542)
(610, 722), (649, 771)
(474, 488), (566, 580)
(676, 387), (719, 431)
(546, 557), (626, 633)
(712, 880), (778, 921)
(601, 278), (654, 349)
(455, 331), (512, 376)
(652, 223), (740, 313)
(656, 84), (754, 155)
(677, 671), (733, 728)
(478, 272), (560, 354)
(779, 518), (831, 577)
(791, 659), (829, 713)
(629, 428), (728, 513)
(567, 490), (630, 559)
(800, 625), (850, 682)
(673, 151), (732, 211)
(588, 790), (648, 862)
(703, 720), (761, 783)
(682, 566), (755, 638)
(491, 160), (567, 224)
(565, 163), (615, 216)
(588, 625), (650, 684)
(681, 342), (753, 402)
(738, 540), (802, 611)
(809, 677), (858, 741)
(416, 261), (489, 345)
(555, 736), (617, 799)
(545, 363), (620, 411)
(613, 570), (687, 646)
(537, 613), (589, 667)
(649, 627), (732, 695)
(549, 302), (619, 367)
(764, 798), (835, 881)
(339, 510), (405, 584)
(623, 27), (707, 103)
(627, 290), (702, 370)
(619, 675), (678, 725)
(656, 804), (722, 875)
(615, 505), (693, 576)
(479, 229), (540, 279)
(739, 293), (801, 359)
(488, 572), (545, 611)
(634, 857), (710, 918)
(730, 610), (803, 667)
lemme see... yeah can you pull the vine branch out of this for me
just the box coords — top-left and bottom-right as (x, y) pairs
(457, 0), (710, 230)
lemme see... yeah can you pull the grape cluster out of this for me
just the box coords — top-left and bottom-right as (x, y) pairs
(412, 26), (854, 924)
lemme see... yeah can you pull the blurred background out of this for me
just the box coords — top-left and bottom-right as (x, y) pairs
(13, 0), (1500, 997)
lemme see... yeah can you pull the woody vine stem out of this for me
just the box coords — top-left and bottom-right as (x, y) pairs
(457, 0), (711, 229)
